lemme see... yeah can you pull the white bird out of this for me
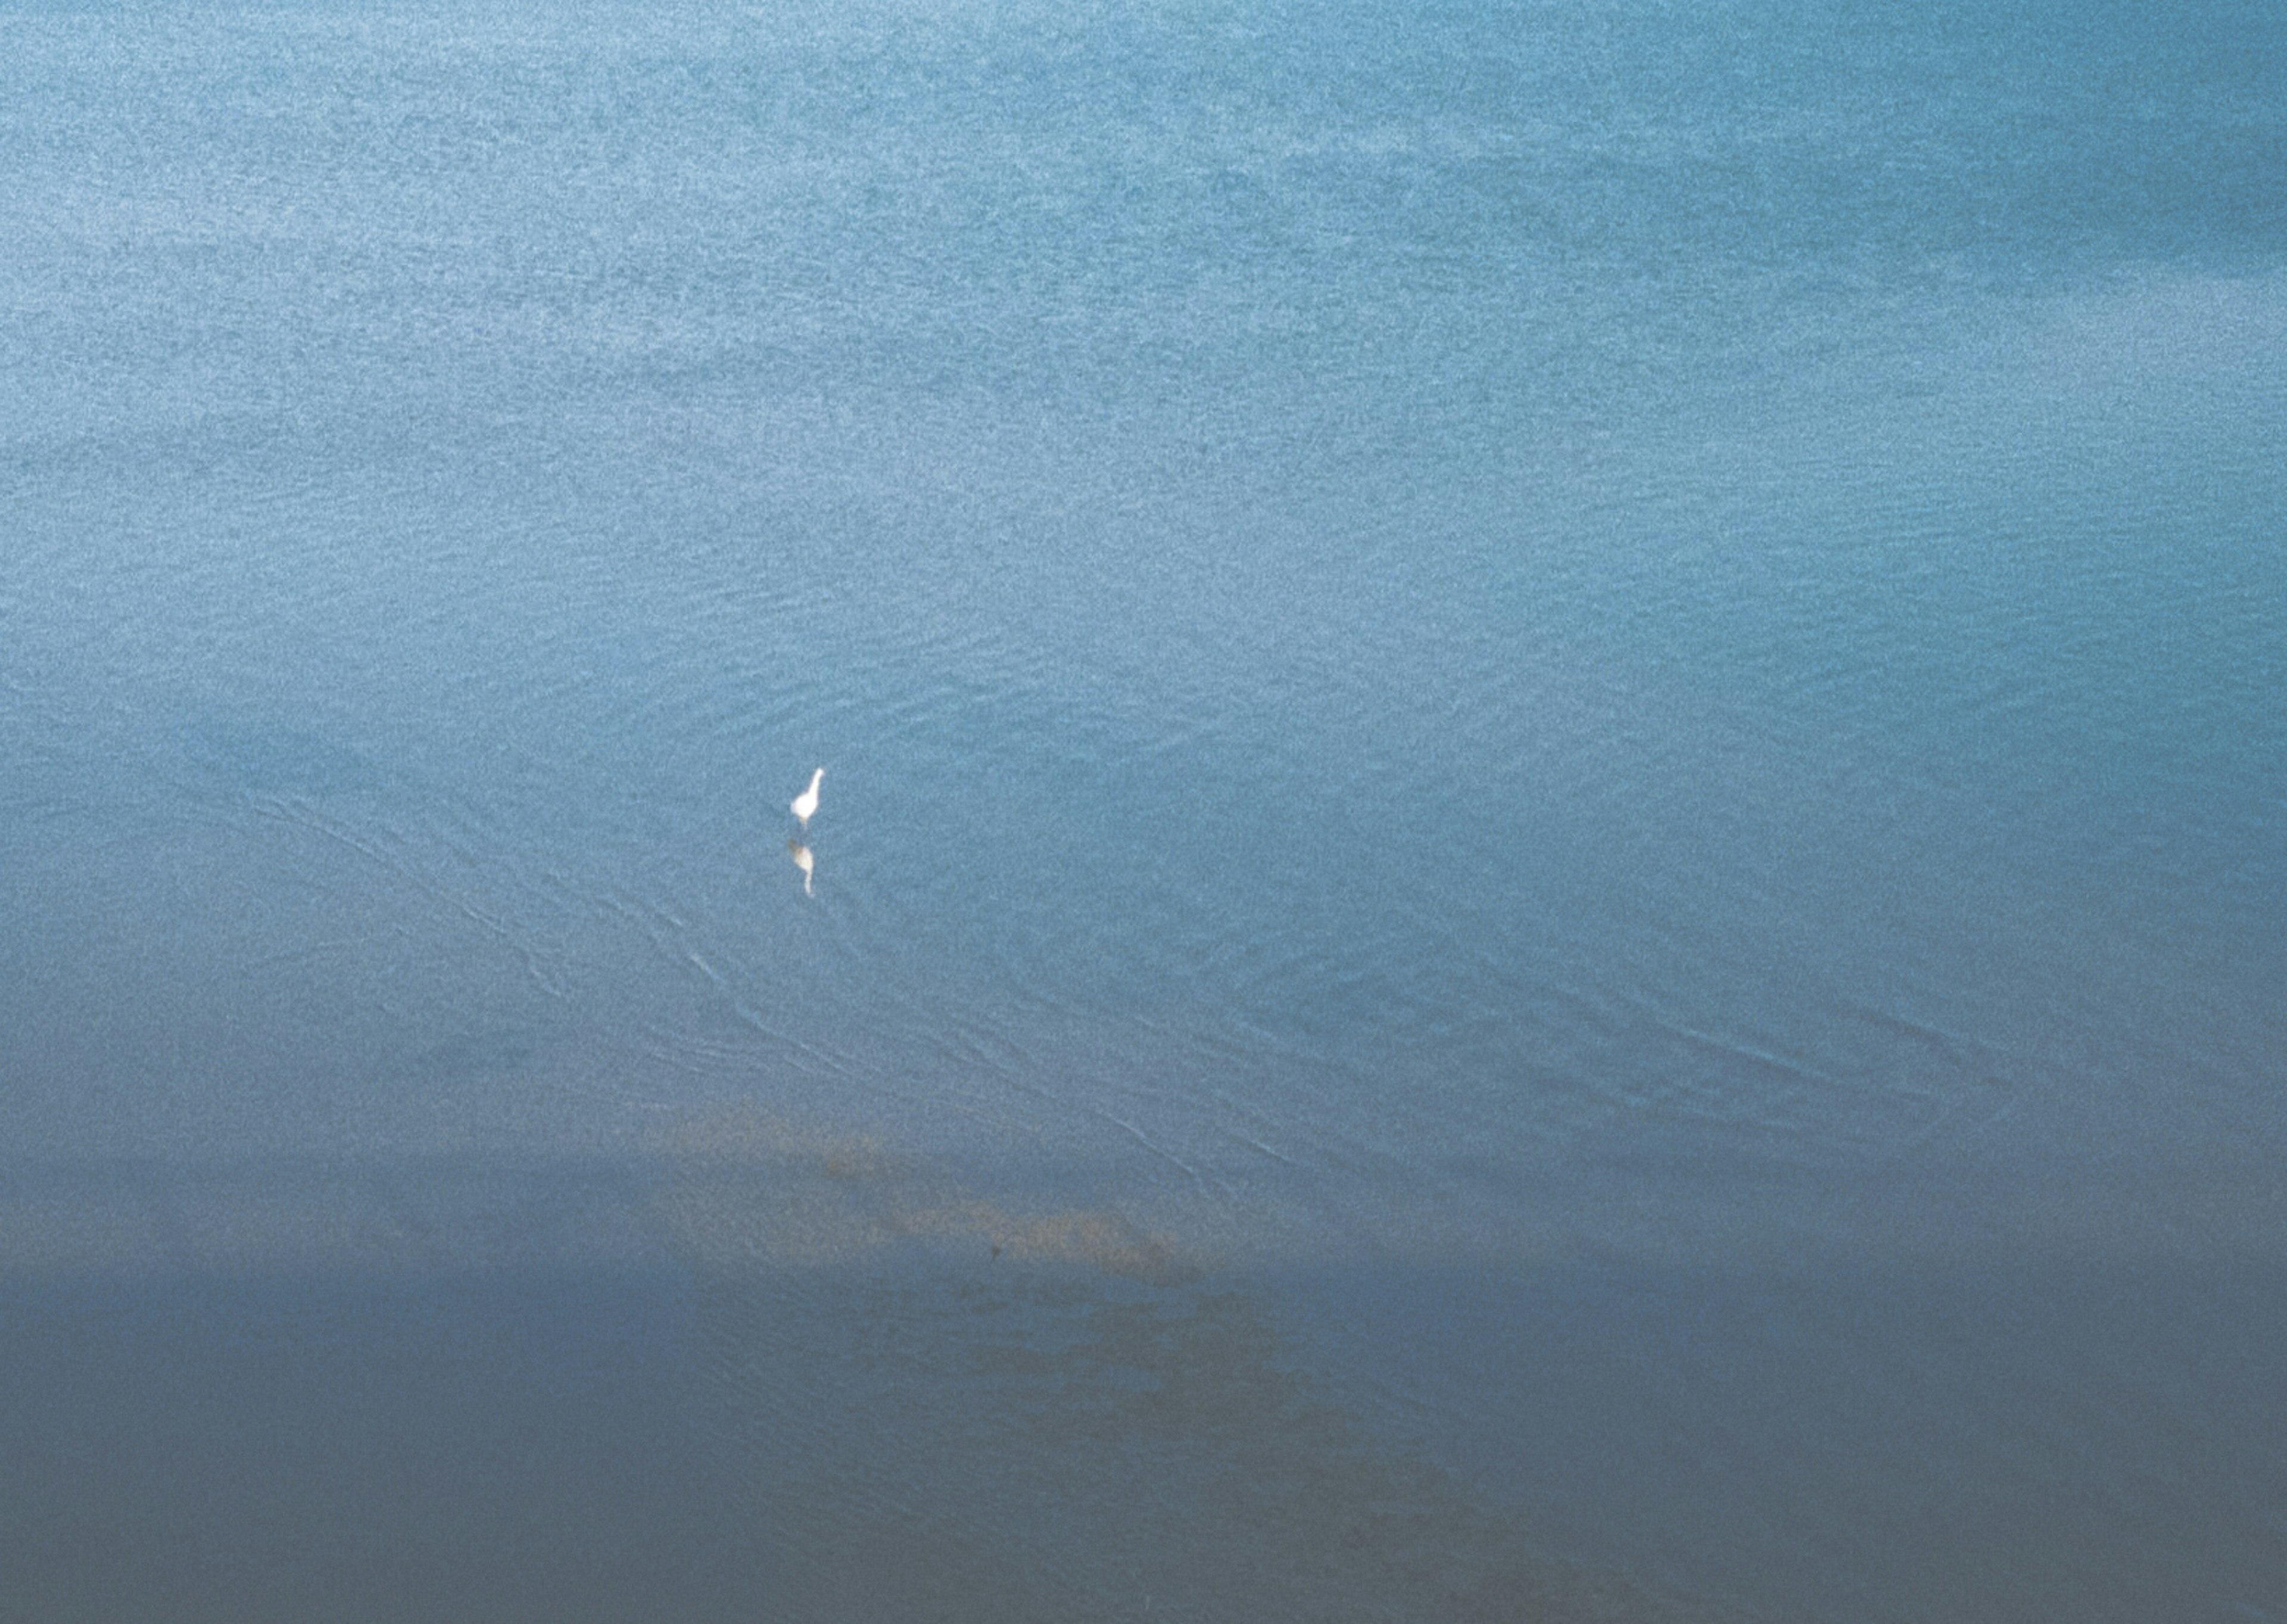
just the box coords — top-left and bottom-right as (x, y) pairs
(791, 767), (824, 831)
(787, 838), (815, 896)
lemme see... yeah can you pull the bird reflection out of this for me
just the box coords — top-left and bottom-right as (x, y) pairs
(787, 837), (814, 896)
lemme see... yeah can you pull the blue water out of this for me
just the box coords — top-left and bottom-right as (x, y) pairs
(4, 1), (2284, 1618)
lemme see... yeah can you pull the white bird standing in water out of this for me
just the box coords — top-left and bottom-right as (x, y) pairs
(791, 767), (824, 831)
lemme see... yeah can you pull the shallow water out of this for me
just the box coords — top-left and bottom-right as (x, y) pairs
(3, 0), (2285, 1618)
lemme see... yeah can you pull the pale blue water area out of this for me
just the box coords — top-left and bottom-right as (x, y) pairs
(3, 0), (2285, 1617)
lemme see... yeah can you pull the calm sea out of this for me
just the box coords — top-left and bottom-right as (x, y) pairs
(3, 0), (2283, 1617)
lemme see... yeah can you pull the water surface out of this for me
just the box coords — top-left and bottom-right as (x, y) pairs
(3, 0), (2284, 1618)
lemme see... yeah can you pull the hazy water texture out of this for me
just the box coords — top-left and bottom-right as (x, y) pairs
(3, 0), (2285, 1618)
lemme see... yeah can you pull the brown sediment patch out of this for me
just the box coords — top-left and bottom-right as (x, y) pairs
(646, 1105), (1698, 1622)
(643, 1105), (1198, 1285)
(906, 1201), (1197, 1287)
(684, 1254), (1699, 1623)
(650, 1153), (1195, 1285)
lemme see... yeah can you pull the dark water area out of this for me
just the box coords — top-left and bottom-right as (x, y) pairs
(4, 0), (2286, 1616)
(17, 1158), (2277, 1624)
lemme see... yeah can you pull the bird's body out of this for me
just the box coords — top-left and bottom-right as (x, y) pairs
(792, 768), (824, 831)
